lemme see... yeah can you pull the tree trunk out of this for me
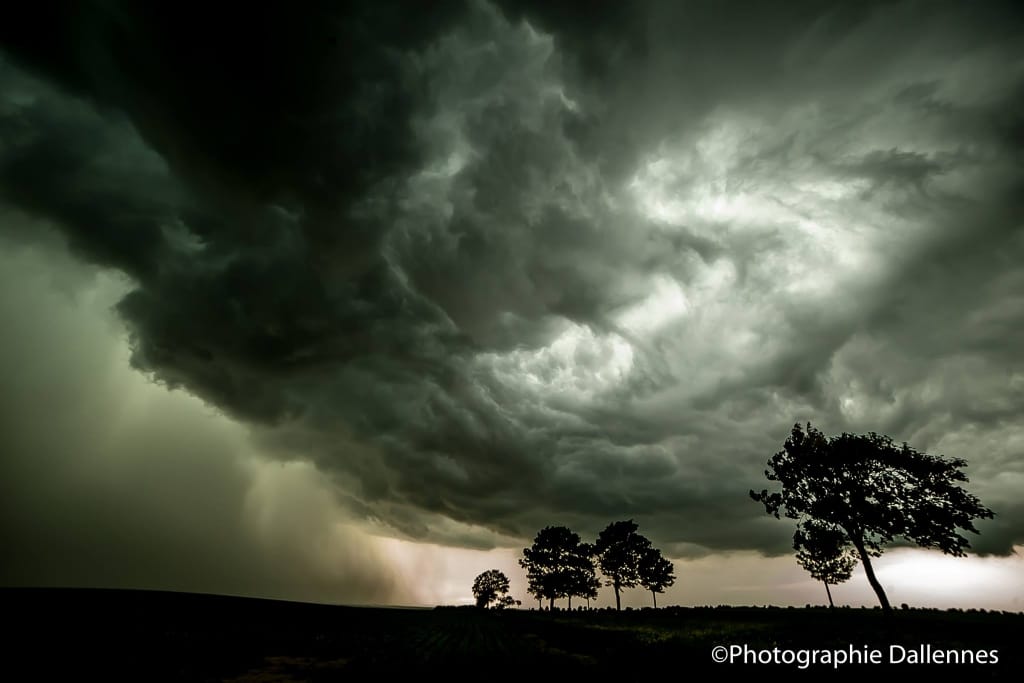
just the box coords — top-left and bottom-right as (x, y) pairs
(652, 590), (657, 608)
(851, 536), (891, 612)
(548, 596), (554, 611)
(614, 582), (621, 611)
(568, 595), (572, 611)
(824, 581), (834, 608)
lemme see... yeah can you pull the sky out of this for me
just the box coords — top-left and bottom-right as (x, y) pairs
(1, 0), (1022, 611)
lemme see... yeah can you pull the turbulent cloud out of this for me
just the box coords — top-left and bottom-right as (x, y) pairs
(0, 236), (405, 603)
(1, 0), (1022, 569)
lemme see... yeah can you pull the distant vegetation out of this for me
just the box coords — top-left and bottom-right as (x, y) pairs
(483, 519), (677, 611)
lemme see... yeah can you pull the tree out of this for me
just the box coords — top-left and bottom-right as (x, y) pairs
(526, 572), (561, 610)
(472, 569), (512, 609)
(594, 520), (652, 610)
(567, 542), (601, 610)
(638, 546), (675, 608)
(751, 422), (994, 612)
(793, 520), (857, 608)
(578, 576), (600, 609)
(519, 526), (595, 610)
(494, 595), (521, 609)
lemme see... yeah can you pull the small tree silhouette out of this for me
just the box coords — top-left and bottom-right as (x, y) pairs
(752, 423), (994, 612)
(472, 569), (512, 609)
(638, 546), (675, 608)
(493, 595), (521, 609)
(794, 520), (857, 608)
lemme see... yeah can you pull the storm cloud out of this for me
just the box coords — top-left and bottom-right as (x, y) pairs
(1, 0), (1022, 579)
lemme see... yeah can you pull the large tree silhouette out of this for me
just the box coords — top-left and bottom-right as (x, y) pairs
(793, 520), (857, 608)
(519, 526), (595, 610)
(751, 422), (994, 612)
(471, 569), (512, 609)
(594, 520), (652, 610)
(638, 546), (675, 608)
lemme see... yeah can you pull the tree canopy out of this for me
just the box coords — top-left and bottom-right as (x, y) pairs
(637, 546), (675, 608)
(751, 422), (994, 611)
(471, 569), (512, 609)
(519, 526), (596, 610)
(594, 520), (652, 610)
(793, 520), (857, 608)
(566, 542), (601, 608)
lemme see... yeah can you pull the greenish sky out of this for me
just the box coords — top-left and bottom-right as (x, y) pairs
(1, 0), (1022, 609)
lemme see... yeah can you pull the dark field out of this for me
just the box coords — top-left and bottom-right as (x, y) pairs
(4, 588), (1022, 680)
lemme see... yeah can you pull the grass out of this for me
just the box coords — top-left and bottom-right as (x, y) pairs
(5, 588), (1021, 680)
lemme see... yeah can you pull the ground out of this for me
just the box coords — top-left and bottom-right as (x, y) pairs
(5, 588), (1020, 680)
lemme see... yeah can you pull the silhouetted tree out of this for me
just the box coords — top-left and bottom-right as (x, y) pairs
(751, 423), (994, 612)
(594, 520), (652, 610)
(638, 546), (675, 608)
(523, 571), (561, 610)
(520, 526), (593, 610)
(472, 569), (512, 609)
(566, 542), (600, 610)
(793, 520), (857, 608)
(494, 595), (521, 609)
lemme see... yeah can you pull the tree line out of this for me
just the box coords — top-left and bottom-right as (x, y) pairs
(473, 422), (994, 613)
(473, 520), (675, 610)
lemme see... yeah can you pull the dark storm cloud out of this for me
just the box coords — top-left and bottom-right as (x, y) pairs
(0, 237), (404, 603)
(2, 0), (1022, 560)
